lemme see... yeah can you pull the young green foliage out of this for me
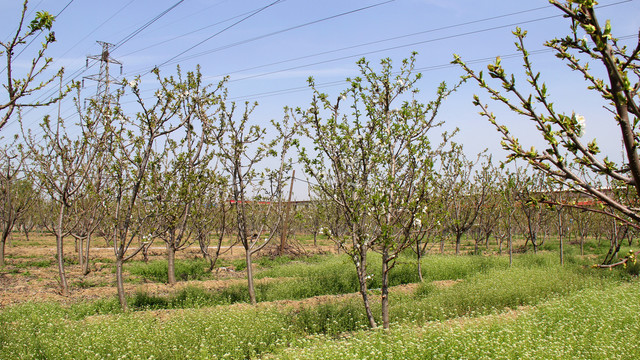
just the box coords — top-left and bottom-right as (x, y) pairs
(299, 53), (458, 329)
(453, 0), (640, 265)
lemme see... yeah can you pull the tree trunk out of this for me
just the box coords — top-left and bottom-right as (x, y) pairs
(357, 262), (376, 328)
(78, 237), (84, 270)
(22, 223), (30, 242)
(558, 211), (564, 266)
(0, 237), (5, 266)
(313, 232), (317, 247)
(83, 234), (91, 275)
(143, 243), (150, 262)
(416, 240), (423, 282)
(55, 204), (69, 296)
(116, 257), (128, 311)
(508, 215), (513, 267)
(55, 232), (69, 296)
(167, 244), (177, 285)
(246, 249), (257, 305)
(204, 252), (214, 272)
(1, 217), (14, 266)
(455, 232), (462, 255)
(381, 250), (390, 330)
(440, 237), (444, 254)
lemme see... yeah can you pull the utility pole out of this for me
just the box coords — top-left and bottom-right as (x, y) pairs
(83, 41), (122, 116)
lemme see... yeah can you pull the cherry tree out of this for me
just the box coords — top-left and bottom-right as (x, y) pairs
(106, 67), (217, 310)
(454, 0), (640, 267)
(0, 144), (37, 266)
(1, 1), (68, 131)
(216, 100), (297, 305)
(299, 53), (457, 329)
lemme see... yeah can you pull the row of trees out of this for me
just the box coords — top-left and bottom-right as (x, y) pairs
(1, 0), (639, 329)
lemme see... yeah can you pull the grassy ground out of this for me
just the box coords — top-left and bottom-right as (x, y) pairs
(0, 232), (637, 359)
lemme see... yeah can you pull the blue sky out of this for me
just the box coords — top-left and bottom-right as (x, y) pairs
(1, 0), (639, 198)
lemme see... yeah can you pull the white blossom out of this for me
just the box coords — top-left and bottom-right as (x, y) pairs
(413, 218), (422, 227)
(128, 80), (138, 88)
(575, 113), (586, 137)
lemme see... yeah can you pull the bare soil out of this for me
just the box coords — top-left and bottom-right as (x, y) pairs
(0, 232), (336, 307)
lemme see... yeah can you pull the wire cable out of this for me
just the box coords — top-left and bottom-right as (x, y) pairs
(154, 0), (397, 71)
(7, 0), (187, 131)
(114, 0), (186, 50)
(119, 6), (265, 58)
(0, 0), (76, 75)
(210, 4), (554, 79)
(153, 0), (284, 71)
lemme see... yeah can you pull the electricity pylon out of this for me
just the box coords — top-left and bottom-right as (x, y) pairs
(83, 41), (122, 116)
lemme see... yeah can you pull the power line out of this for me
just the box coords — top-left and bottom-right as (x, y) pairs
(228, 15), (561, 84)
(210, 4), (554, 79)
(152, 0), (397, 71)
(153, 0), (284, 71)
(0, 0), (76, 75)
(7, 0), (187, 132)
(114, 0), (186, 50)
(227, 33), (637, 102)
(120, 4), (286, 58)
(115, 0), (635, 104)
(225, 0), (632, 84)
(7, 0), (636, 142)
(56, 0), (135, 61)
(2, 0), (45, 43)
